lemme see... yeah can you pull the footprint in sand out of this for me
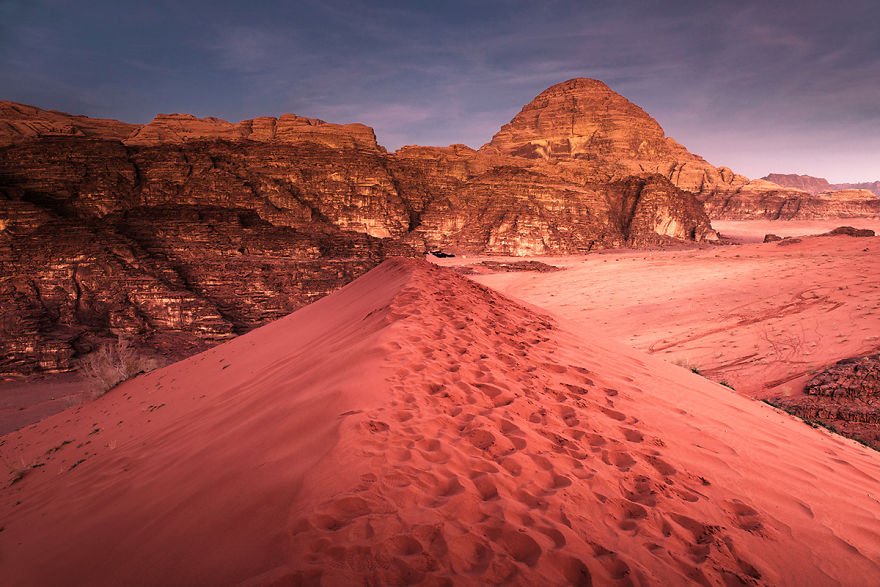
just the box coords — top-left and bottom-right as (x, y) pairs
(729, 500), (763, 533)
(601, 407), (627, 422)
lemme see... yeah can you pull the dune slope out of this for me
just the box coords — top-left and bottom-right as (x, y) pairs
(1, 258), (879, 585)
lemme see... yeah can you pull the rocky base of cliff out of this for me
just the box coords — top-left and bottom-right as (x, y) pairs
(772, 354), (880, 450)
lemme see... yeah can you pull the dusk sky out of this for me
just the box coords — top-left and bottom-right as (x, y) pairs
(1, 0), (877, 182)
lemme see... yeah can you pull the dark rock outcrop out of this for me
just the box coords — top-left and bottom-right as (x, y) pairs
(823, 226), (875, 237)
(774, 354), (880, 449)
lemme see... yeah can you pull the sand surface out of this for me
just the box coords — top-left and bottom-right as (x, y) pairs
(2, 257), (879, 585)
(448, 235), (880, 398)
(0, 375), (86, 435)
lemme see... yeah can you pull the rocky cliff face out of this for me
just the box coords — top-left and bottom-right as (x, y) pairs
(1, 82), (728, 374)
(0, 101), (138, 146)
(481, 78), (748, 194)
(774, 354), (880, 450)
(699, 185), (880, 220)
(763, 174), (832, 193)
(0, 137), (411, 374)
(764, 173), (880, 197)
(126, 113), (383, 152)
(479, 80), (879, 221)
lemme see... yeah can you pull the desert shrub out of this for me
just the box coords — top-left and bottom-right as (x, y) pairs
(79, 336), (158, 396)
(672, 358), (701, 375)
(719, 380), (735, 390)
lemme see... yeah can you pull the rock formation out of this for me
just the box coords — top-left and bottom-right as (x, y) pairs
(1, 82), (727, 375)
(25, 79), (870, 375)
(481, 78), (748, 194)
(126, 112), (382, 152)
(477, 80), (879, 222)
(774, 354), (880, 449)
(0, 136), (413, 375)
(0, 101), (138, 146)
(698, 185), (880, 220)
(822, 226), (875, 237)
(764, 173), (880, 197)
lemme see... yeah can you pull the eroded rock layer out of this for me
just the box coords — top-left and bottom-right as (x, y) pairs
(699, 186), (880, 220)
(481, 78), (748, 194)
(775, 354), (880, 449)
(764, 173), (880, 197)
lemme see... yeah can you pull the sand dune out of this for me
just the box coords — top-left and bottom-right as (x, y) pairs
(2, 258), (879, 585)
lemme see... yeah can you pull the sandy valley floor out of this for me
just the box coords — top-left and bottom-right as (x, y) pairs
(437, 228), (880, 399)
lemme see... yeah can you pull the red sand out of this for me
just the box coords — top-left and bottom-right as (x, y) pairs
(0, 375), (86, 435)
(2, 257), (879, 585)
(453, 235), (880, 399)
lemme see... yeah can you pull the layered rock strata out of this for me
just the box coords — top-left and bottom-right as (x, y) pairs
(764, 173), (880, 197)
(0, 81), (742, 374)
(775, 354), (880, 449)
(699, 186), (880, 220)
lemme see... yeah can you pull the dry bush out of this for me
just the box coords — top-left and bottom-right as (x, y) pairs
(672, 358), (701, 375)
(79, 336), (158, 397)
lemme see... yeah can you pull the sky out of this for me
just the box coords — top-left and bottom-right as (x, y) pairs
(1, 0), (878, 182)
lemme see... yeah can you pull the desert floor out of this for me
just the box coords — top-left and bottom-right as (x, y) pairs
(435, 226), (880, 399)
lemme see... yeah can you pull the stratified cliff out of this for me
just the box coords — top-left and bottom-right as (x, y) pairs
(699, 183), (880, 220)
(774, 354), (880, 450)
(0, 136), (412, 374)
(0, 101), (138, 145)
(477, 80), (880, 221)
(481, 78), (748, 194)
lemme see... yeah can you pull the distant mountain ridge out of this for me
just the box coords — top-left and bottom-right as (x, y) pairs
(764, 173), (880, 196)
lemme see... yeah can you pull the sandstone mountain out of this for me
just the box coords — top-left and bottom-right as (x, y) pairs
(0, 101), (138, 145)
(1, 83), (722, 375)
(764, 173), (880, 196)
(481, 78), (748, 194)
(476, 80), (879, 221)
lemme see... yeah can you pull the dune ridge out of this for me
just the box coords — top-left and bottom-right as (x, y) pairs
(2, 258), (879, 585)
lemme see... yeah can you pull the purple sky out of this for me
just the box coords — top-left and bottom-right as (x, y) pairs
(1, 0), (878, 182)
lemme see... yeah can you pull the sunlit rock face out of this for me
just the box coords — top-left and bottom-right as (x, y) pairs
(0, 101), (139, 146)
(125, 113), (382, 152)
(699, 185), (880, 220)
(0, 138), (410, 375)
(1, 84), (722, 374)
(481, 78), (749, 194)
